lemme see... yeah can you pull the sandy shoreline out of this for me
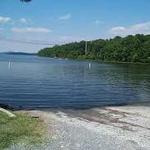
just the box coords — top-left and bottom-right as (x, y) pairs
(8, 105), (150, 150)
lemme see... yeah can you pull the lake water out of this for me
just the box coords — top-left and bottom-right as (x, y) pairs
(0, 54), (150, 109)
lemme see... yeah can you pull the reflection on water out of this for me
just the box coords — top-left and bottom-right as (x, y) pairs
(0, 53), (150, 109)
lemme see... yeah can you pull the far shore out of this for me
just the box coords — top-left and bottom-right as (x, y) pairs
(38, 55), (150, 65)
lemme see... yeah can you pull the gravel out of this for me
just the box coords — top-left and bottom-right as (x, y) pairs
(8, 106), (150, 150)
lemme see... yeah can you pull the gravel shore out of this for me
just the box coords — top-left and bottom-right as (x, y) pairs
(9, 106), (150, 150)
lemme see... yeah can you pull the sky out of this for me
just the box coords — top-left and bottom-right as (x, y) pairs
(0, 0), (150, 52)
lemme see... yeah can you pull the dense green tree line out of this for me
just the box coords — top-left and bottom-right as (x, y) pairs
(38, 34), (150, 63)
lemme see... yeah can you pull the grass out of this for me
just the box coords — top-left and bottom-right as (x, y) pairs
(0, 111), (45, 149)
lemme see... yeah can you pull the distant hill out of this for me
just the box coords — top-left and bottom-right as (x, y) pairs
(1, 52), (36, 56)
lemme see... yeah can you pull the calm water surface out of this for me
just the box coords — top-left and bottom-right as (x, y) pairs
(0, 54), (150, 109)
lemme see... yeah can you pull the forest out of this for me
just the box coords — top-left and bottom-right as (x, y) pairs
(38, 34), (150, 63)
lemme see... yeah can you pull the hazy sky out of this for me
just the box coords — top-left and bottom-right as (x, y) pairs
(0, 0), (150, 52)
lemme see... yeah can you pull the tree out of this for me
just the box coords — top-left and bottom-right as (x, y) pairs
(38, 34), (150, 63)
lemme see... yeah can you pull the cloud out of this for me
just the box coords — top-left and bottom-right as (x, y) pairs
(94, 20), (104, 25)
(0, 16), (11, 24)
(0, 16), (30, 25)
(109, 21), (150, 36)
(19, 18), (28, 24)
(11, 27), (52, 33)
(59, 35), (85, 43)
(110, 26), (126, 34)
(59, 13), (72, 21)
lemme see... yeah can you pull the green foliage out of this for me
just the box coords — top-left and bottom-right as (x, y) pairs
(0, 112), (44, 149)
(38, 34), (150, 63)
